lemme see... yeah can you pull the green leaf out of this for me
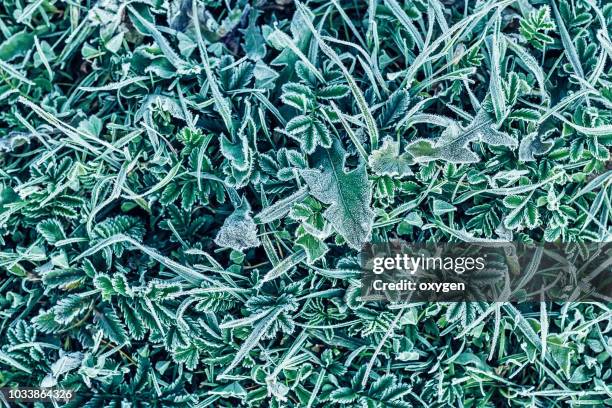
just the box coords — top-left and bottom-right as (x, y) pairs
(118, 299), (146, 340)
(127, 6), (188, 70)
(241, 9), (266, 60)
(518, 133), (554, 162)
(489, 17), (507, 124)
(214, 199), (261, 252)
(503, 195), (525, 208)
(547, 335), (574, 378)
(0, 351), (32, 374)
(524, 201), (539, 229)
(407, 108), (517, 163)
(219, 306), (286, 378)
(286, 115), (332, 154)
(432, 199), (456, 215)
(282, 83), (314, 110)
(295, 232), (328, 264)
(49, 352), (83, 380)
(94, 274), (115, 301)
(509, 108), (540, 122)
(210, 382), (248, 398)
(252, 60), (278, 89)
(96, 307), (129, 345)
(368, 137), (414, 177)
(255, 187), (309, 224)
(505, 37), (548, 101)
(301, 139), (374, 249)
(317, 84), (350, 99)
(404, 212), (423, 227)
(330, 387), (358, 404)
(36, 219), (66, 244)
(378, 90), (411, 128)
(295, 1), (380, 149)
(174, 344), (200, 370)
(0, 31), (34, 61)
(550, 1), (585, 80)
(54, 294), (89, 324)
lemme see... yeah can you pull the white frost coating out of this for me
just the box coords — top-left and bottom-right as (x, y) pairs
(285, 115), (332, 154)
(518, 132), (553, 162)
(214, 199), (261, 252)
(254, 186), (309, 224)
(407, 107), (518, 164)
(134, 95), (186, 123)
(220, 132), (251, 172)
(41, 351), (84, 387)
(489, 15), (507, 124)
(505, 36), (548, 102)
(368, 137), (413, 177)
(300, 139), (374, 250)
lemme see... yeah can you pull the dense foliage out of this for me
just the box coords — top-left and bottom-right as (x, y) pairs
(0, 0), (611, 406)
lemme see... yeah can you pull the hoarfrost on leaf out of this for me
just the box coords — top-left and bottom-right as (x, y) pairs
(368, 137), (414, 177)
(518, 132), (554, 162)
(215, 198), (261, 252)
(407, 107), (518, 163)
(301, 139), (374, 249)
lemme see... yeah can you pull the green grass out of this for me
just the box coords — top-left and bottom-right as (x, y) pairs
(0, 0), (610, 406)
